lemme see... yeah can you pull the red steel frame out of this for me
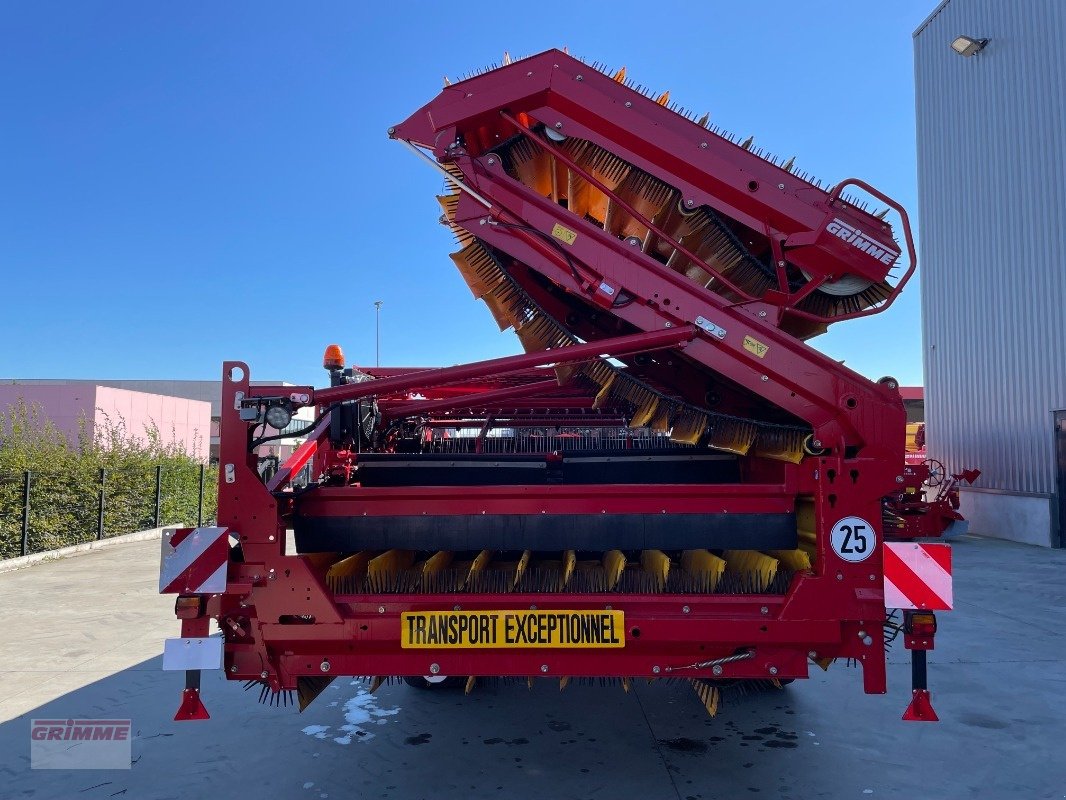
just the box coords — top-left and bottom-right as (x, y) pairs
(167, 49), (933, 720)
(185, 332), (895, 709)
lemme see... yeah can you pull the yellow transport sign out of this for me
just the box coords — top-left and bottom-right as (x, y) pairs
(400, 610), (625, 649)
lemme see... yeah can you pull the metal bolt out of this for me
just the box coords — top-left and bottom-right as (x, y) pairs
(760, 606), (769, 615)
(453, 604), (462, 611)
(320, 660), (331, 673)
(761, 375), (769, 382)
(576, 74), (583, 81)
(487, 156), (496, 165)
(429, 663), (440, 674)
(712, 664), (724, 676)
(778, 183), (785, 189)
(652, 666), (661, 674)
(268, 534), (275, 542)
(252, 574), (260, 582)
(625, 101), (632, 108)
(378, 606), (386, 614)
(605, 605), (613, 611)
(768, 666), (779, 676)
(808, 651), (818, 659)
(862, 635), (874, 646)
(554, 122), (563, 129)
(230, 665), (237, 673)
(813, 439), (822, 448)
(268, 569), (276, 580)
(539, 664), (550, 673)
(664, 322), (673, 328)
(684, 199), (695, 208)
(700, 142), (708, 149)
(858, 630), (866, 638)
(260, 671), (269, 679)
(896, 475), (904, 483)
(869, 574), (876, 581)
(530, 604), (538, 610)
(387, 126), (396, 135)
(836, 572), (844, 581)
(682, 605), (690, 614)
(758, 311), (767, 317)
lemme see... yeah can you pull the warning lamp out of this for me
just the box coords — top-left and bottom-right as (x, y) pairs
(323, 344), (345, 371)
(904, 610), (937, 636)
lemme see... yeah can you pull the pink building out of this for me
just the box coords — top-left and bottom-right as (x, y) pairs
(0, 384), (211, 462)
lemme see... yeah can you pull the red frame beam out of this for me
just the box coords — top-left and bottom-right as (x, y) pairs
(312, 325), (696, 406)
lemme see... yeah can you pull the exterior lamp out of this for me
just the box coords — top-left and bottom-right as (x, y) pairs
(950, 36), (988, 57)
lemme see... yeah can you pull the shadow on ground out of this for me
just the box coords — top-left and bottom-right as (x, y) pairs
(0, 536), (1064, 800)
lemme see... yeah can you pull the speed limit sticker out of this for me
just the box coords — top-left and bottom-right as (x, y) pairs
(830, 516), (876, 563)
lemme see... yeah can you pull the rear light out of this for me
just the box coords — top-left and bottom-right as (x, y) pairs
(175, 595), (205, 619)
(904, 610), (937, 636)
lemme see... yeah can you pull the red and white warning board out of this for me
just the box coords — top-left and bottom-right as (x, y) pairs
(159, 527), (229, 595)
(883, 542), (953, 610)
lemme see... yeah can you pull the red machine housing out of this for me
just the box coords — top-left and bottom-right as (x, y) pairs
(162, 50), (948, 722)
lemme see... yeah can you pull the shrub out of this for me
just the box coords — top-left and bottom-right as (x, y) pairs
(0, 400), (217, 559)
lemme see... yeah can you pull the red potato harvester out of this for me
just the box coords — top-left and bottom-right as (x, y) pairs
(160, 50), (953, 724)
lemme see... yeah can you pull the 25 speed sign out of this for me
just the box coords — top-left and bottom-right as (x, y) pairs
(830, 516), (876, 563)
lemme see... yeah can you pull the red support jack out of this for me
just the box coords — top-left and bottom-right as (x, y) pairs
(903, 689), (939, 722)
(902, 615), (939, 722)
(174, 670), (210, 721)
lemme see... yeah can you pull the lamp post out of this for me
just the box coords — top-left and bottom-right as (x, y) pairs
(374, 300), (383, 366)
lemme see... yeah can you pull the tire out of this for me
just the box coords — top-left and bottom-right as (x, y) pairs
(402, 675), (463, 690)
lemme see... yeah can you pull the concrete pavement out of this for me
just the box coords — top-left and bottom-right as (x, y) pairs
(0, 535), (1063, 799)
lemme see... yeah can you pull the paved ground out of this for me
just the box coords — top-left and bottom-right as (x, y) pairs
(0, 536), (1063, 800)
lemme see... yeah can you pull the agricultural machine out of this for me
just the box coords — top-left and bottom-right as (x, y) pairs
(160, 50), (954, 724)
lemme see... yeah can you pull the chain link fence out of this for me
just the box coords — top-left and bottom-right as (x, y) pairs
(0, 464), (218, 559)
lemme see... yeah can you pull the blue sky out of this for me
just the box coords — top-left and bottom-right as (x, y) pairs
(2, 1), (935, 389)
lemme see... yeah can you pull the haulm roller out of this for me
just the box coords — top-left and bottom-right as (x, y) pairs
(160, 50), (948, 724)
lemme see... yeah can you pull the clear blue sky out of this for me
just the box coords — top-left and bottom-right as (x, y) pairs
(1, 1), (935, 389)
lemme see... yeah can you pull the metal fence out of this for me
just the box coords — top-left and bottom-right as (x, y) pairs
(0, 464), (218, 559)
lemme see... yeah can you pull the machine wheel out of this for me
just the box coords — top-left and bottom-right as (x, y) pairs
(403, 675), (463, 690)
(924, 458), (946, 487)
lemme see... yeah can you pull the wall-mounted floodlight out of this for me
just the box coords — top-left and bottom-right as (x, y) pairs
(950, 36), (988, 57)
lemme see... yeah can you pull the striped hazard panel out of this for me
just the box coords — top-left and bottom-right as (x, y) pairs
(883, 542), (952, 611)
(159, 527), (230, 594)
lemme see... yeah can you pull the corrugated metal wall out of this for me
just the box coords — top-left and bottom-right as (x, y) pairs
(915, 0), (1066, 495)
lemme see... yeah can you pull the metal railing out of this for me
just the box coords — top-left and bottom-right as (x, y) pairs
(0, 464), (218, 559)
(425, 428), (694, 454)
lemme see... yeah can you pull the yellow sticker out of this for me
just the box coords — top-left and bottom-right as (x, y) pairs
(400, 610), (625, 649)
(551, 223), (578, 245)
(743, 335), (769, 358)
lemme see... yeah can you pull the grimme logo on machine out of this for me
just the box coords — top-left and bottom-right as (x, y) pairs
(30, 719), (132, 769)
(826, 218), (899, 265)
(400, 610), (625, 649)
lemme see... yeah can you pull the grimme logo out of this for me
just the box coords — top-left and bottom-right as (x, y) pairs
(30, 719), (132, 770)
(826, 217), (899, 265)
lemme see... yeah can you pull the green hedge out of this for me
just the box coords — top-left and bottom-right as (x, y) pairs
(0, 400), (217, 559)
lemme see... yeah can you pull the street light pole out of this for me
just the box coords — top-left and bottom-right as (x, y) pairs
(374, 300), (383, 366)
